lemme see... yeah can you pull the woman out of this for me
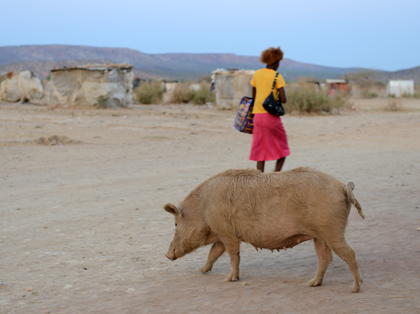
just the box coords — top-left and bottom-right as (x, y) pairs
(250, 47), (289, 172)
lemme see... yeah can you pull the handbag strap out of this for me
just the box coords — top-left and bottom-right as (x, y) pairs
(271, 73), (279, 91)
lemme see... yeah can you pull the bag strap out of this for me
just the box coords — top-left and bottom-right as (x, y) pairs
(271, 73), (279, 91)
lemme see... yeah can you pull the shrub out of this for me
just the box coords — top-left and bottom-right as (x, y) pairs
(170, 83), (194, 104)
(401, 89), (420, 99)
(192, 83), (215, 105)
(345, 70), (386, 98)
(284, 79), (350, 113)
(367, 92), (378, 98)
(384, 98), (403, 111)
(134, 81), (164, 104)
(97, 94), (109, 108)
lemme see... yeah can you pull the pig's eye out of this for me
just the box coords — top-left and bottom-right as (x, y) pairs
(175, 223), (177, 227)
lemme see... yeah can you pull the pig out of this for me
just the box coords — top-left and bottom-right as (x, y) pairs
(164, 167), (365, 292)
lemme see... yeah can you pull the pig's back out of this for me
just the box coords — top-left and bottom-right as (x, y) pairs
(200, 168), (349, 242)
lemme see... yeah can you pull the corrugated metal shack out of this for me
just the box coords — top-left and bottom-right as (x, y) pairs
(386, 80), (414, 97)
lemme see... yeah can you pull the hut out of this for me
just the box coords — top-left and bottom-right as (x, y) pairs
(48, 64), (134, 107)
(212, 69), (255, 110)
(0, 71), (43, 102)
(386, 80), (414, 97)
(325, 79), (350, 93)
(162, 80), (178, 103)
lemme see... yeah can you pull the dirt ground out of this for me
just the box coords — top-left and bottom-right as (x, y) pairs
(1, 98), (419, 314)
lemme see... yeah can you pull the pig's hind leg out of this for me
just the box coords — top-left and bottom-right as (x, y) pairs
(307, 238), (333, 287)
(326, 238), (363, 293)
(200, 242), (225, 273)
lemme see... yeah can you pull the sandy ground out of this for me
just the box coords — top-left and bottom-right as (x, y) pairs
(0, 98), (419, 313)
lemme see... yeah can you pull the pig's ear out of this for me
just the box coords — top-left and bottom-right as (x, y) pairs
(164, 203), (182, 216)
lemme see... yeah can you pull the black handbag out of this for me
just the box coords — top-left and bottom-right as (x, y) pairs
(262, 73), (285, 116)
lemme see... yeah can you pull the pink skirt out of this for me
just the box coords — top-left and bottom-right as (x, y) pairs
(249, 113), (290, 161)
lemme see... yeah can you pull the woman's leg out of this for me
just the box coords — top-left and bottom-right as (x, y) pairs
(257, 161), (265, 172)
(275, 157), (286, 172)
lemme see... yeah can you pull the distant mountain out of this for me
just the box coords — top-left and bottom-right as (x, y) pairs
(387, 66), (420, 83)
(0, 60), (158, 80)
(0, 45), (357, 80)
(0, 45), (418, 83)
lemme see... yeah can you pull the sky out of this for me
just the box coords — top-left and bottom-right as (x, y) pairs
(2, 0), (419, 71)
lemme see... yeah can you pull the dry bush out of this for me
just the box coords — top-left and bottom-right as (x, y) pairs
(284, 79), (350, 114)
(401, 85), (420, 99)
(134, 81), (164, 104)
(345, 70), (386, 98)
(192, 83), (215, 105)
(415, 85), (420, 99)
(170, 83), (194, 104)
(384, 98), (403, 111)
(169, 83), (215, 105)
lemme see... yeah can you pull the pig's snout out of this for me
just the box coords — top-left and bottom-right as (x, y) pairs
(165, 250), (177, 261)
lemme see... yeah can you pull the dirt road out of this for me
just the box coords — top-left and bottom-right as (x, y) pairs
(1, 99), (419, 313)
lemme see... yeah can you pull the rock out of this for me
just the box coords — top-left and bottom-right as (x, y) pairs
(241, 282), (248, 286)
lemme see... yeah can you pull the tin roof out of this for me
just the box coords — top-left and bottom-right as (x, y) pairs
(325, 79), (348, 84)
(51, 63), (133, 72)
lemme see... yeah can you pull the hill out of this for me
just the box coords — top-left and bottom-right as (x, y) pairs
(0, 45), (358, 80)
(388, 66), (420, 83)
(0, 45), (418, 82)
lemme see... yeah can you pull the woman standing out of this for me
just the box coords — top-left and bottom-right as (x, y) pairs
(250, 47), (289, 172)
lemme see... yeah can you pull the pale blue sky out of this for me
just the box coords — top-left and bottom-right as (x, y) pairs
(2, 0), (419, 71)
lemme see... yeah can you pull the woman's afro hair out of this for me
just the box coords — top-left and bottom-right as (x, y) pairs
(260, 47), (284, 65)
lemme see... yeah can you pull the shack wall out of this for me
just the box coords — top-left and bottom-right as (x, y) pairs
(49, 68), (133, 107)
(214, 70), (254, 110)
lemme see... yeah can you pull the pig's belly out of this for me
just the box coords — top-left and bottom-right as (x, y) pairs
(247, 234), (313, 251)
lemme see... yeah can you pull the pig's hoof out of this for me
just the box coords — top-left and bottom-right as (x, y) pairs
(352, 278), (363, 293)
(199, 265), (212, 273)
(223, 273), (239, 282)
(307, 277), (323, 287)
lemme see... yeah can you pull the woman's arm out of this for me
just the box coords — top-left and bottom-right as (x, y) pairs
(278, 87), (287, 103)
(252, 87), (256, 100)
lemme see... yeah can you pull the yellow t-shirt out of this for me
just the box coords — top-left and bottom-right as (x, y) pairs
(250, 68), (286, 114)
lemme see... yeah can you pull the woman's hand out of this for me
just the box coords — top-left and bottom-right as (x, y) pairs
(278, 87), (287, 104)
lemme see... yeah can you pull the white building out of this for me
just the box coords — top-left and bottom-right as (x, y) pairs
(386, 80), (414, 97)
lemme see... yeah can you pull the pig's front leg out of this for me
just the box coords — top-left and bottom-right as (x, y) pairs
(200, 242), (225, 273)
(222, 241), (241, 282)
